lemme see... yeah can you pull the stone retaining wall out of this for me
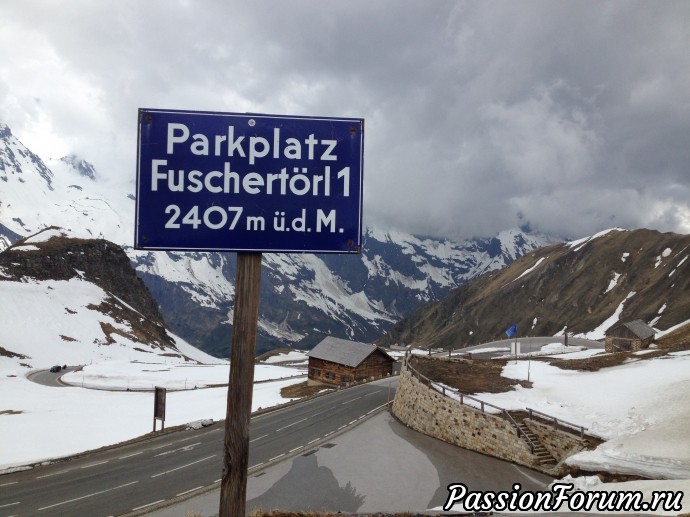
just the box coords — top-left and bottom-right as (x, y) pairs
(392, 363), (593, 475)
(392, 367), (536, 468)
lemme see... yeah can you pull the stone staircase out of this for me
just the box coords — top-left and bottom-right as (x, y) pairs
(515, 421), (557, 467)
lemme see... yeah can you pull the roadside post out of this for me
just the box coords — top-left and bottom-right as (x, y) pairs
(135, 109), (364, 517)
(153, 386), (166, 431)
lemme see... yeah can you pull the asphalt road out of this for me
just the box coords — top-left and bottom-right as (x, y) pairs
(447, 336), (604, 359)
(9, 340), (601, 516)
(25, 367), (79, 387)
(148, 405), (555, 517)
(0, 380), (394, 516)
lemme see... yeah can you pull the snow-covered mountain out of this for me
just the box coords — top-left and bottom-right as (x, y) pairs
(379, 227), (690, 349)
(0, 123), (133, 248)
(0, 227), (220, 370)
(0, 122), (554, 356)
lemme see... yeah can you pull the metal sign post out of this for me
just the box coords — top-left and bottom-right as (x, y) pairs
(135, 109), (364, 517)
(153, 386), (166, 431)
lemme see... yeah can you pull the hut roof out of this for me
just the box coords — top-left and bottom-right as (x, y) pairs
(308, 336), (393, 368)
(607, 319), (656, 340)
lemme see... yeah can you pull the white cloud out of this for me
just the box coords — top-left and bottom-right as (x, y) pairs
(1, 0), (689, 240)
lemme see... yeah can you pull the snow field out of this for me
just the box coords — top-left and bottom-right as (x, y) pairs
(0, 363), (305, 471)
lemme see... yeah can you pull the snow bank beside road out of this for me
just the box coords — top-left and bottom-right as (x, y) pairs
(476, 352), (690, 479)
(0, 365), (303, 471)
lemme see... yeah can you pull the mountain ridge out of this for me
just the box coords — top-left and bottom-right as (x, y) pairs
(0, 120), (555, 355)
(378, 227), (690, 349)
(0, 227), (219, 368)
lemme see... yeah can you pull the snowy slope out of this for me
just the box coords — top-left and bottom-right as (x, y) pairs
(0, 364), (301, 470)
(473, 346), (690, 479)
(381, 227), (690, 348)
(1, 120), (554, 355)
(0, 229), (221, 370)
(0, 123), (133, 245)
(0, 277), (220, 369)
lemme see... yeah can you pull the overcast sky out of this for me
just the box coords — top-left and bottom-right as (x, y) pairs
(1, 1), (689, 241)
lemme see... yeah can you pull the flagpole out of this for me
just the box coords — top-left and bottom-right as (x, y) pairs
(515, 331), (517, 364)
(514, 324), (518, 363)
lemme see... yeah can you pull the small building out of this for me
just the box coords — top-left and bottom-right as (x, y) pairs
(605, 320), (656, 352)
(307, 336), (395, 386)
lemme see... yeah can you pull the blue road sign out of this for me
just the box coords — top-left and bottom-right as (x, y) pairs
(135, 109), (364, 253)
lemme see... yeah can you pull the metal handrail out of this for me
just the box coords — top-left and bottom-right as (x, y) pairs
(502, 409), (536, 454)
(404, 360), (535, 451)
(526, 407), (587, 439)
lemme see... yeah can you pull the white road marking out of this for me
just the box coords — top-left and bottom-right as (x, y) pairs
(36, 469), (71, 479)
(249, 434), (268, 443)
(150, 455), (216, 478)
(176, 486), (204, 497)
(0, 501), (20, 509)
(37, 481), (138, 511)
(276, 417), (307, 432)
(154, 442), (201, 457)
(118, 451), (143, 460)
(0, 481), (18, 487)
(268, 453), (285, 462)
(131, 499), (165, 511)
(150, 434), (199, 450)
(289, 446), (303, 453)
(307, 438), (320, 445)
(80, 460), (108, 469)
(340, 396), (362, 404)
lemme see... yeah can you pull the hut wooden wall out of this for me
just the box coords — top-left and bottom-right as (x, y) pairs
(308, 350), (393, 386)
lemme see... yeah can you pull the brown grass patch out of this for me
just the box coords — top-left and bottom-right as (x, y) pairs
(658, 332), (690, 351)
(539, 339), (690, 372)
(60, 335), (77, 342)
(99, 322), (129, 344)
(411, 356), (531, 394)
(537, 351), (634, 372)
(0, 409), (23, 415)
(255, 347), (301, 363)
(280, 381), (333, 399)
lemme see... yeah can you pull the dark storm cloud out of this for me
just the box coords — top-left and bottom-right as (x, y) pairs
(1, 0), (689, 240)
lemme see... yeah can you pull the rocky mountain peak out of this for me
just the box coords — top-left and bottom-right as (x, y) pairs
(1, 228), (174, 350)
(0, 120), (555, 357)
(0, 122), (54, 190)
(378, 228), (690, 349)
(60, 154), (97, 180)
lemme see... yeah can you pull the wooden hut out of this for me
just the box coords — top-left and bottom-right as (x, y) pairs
(605, 320), (655, 352)
(307, 336), (395, 386)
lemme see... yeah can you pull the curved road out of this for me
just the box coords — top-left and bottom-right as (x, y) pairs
(9, 343), (582, 516)
(0, 380), (394, 516)
(447, 336), (604, 359)
(26, 367), (79, 387)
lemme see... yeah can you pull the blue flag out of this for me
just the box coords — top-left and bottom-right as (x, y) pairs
(505, 324), (518, 338)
